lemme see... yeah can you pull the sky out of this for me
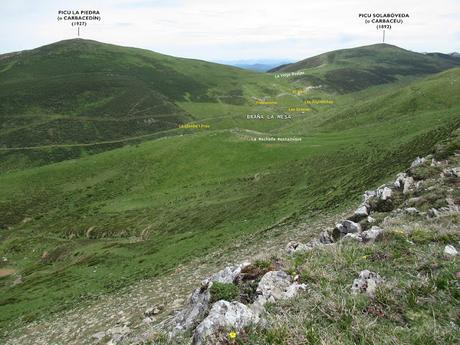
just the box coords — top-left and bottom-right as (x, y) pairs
(1, 0), (459, 62)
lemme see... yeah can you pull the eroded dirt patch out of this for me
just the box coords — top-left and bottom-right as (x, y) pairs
(0, 269), (16, 277)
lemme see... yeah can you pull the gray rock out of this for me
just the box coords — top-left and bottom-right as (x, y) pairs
(335, 222), (345, 233)
(404, 207), (419, 215)
(428, 208), (441, 218)
(319, 230), (334, 244)
(342, 220), (362, 234)
(394, 172), (407, 189)
(351, 270), (383, 297)
(354, 204), (369, 218)
(367, 216), (376, 223)
(334, 220), (362, 240)
(169, 263), (249, 336)
(209, 263), (250, 284)
(169, 284), (211, 336)
(363, 190), (376, 204)
(256, 271), (292, 302)
(286, 241), (311, 255)
(248, 271), (306, 321)
(377, 186), (393, 200)
(193, 301), (256, 345)
(342, 233), (362, 243)
(256, 271), (306, 305)
(361, 226), (383, 243)
(403, 176), (415, 195)
(442, 167), (460, 177)
(411, 156), (426, 168)
(283, 282), (307, 299)
(444, 245), (458, 257)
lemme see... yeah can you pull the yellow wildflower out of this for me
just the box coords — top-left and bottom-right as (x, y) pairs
(228, 331), (237, 339)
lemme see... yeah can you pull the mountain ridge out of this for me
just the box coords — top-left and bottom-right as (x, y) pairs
(268, 43), (460, 93)
(0, 38), (280, 171)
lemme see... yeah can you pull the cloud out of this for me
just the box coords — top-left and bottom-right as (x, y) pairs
(115, 0), (183, 8)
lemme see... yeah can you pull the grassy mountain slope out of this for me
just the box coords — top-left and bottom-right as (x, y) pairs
(240, 134), (460, 345)
(1, 65), (460, 335)
(2, 42), (458, 173)
(0, 39), (283, 170)
(269, 44), (460, 93)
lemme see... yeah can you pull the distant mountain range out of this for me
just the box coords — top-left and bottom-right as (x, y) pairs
(216, 59), (293, 72)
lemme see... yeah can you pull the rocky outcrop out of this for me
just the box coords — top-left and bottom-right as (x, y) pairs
(342, 226), (383, 243)
(394, 171), (415, 194)
(188, 270), (306, 344)
(163, 263), (307, 343)
(124, 149), (459, 345)
(169, 263), (249, 336)
(193, 301), (256, 345)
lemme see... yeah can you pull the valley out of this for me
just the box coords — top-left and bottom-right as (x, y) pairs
(0, 39), (459, 344)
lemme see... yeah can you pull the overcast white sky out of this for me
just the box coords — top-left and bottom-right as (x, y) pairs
(1, 0), (459, 61)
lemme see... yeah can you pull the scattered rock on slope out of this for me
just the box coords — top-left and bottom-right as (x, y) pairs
(130, 148), (459, 344)
(351, 270), (383, 297)
(255, 271), (306, 305)
(444, 245), (458, 258)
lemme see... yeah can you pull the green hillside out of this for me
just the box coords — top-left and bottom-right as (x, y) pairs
(0, 39), (284, 171)
(1, 60), (460, 336)
(270, 44), (460, 93)
(2, 41), (458, 173)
